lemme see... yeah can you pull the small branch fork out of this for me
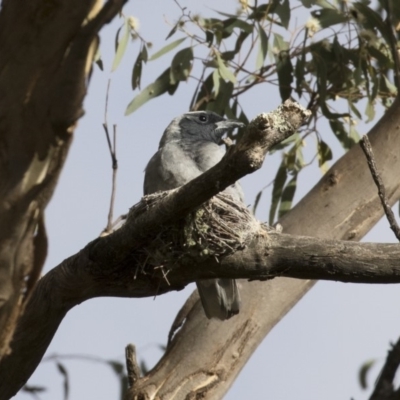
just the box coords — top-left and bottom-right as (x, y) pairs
(360, 135), (400, 241)
(102, 79), (118, 234)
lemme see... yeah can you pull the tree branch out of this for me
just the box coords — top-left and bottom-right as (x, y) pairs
(370, 337), (400, 400)
(0, 101), (310, 399)
(0, 0), (125, 361)
(360, 135), (400, 241)
(129, 96), (400, 399)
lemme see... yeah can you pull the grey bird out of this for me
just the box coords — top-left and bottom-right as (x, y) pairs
(144, 110), (245, 320)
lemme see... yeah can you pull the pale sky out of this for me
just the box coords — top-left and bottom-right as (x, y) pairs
(17, 1), (400, 399)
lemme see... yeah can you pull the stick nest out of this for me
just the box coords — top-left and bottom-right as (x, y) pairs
(129, 191), (260, 271)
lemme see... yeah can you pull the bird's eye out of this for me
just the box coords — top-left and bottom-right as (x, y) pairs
(199, 114), (207, 122)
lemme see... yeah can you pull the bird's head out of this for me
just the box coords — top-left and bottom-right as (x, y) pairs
(160, 111), (245, 147)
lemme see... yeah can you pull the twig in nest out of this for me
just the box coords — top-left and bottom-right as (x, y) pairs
(128, 191), (260, 278)
(154, 265), (171, 285)
(360, 135), (400, 241)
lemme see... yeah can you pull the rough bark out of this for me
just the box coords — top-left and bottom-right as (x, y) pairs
(0, 0), (125, 361)
(1, 98), (400, 398)
(0, 102), (311, 399)
(127, 96), (400, 399)
(0, 1), (400, 399)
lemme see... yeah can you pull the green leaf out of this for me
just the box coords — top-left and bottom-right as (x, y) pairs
(299, 0), (336, 7)
(22, 385), (47, 393)
(166, 22), (179, 40)
(190, 72), (214, 111)
(252, 191), (263, 215)
(170, 47), (193, 84)
(56, 362), (69, 400)
(269, 159), (288, 225)
(275, 0), (290, 29)
(216, 53), (236, 84)
(132, 46), (147, 90)
(256, 24), (269, 70)
(311, 8), (348, 29)
(317, 140), (332, 173)
(148, 37), (186, 61)
(141, 45), (148, 62)
(125, 68), (177, 115)
(212, 9), (240, 19)
(299, 0), (317, 7)
(271, 133), (300, 152)
(329, 119), (355, 150)
(278, 174), (297, 218)
(273, 33), (289, 51)
(295, 31), (307, 97)
(358, 359), (376, 389)
(365, 99), (375, 122)
(296, 144), (305, 169)
(108, 361), (125, 376)
(273, 34), (292, 101)
(352, 3), (390, 43)
(381, 75), (398, 96)
(276, 50), (293, 101)
(348, 100), (362, 120)
(206, 80), (234, 115)
(93, 46), (103, 71)
(212, 69), (221, 97)
(349, 124), (360, 143)
(112, 19), (130, 72)
(222, 18), (253, 35)
(205, 30), (214, 47)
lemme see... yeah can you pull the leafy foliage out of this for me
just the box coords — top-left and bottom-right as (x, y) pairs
(108, 0), (399, 218)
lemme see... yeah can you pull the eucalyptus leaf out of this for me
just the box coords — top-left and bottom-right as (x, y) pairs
(278, 174), (297, 218)
(170, 47), (193, 84)
(111, 19), (130, 72)
(212, 69), (221, 97)
(317, 139), (332, 173)
(125, 68), (177, 115)
(311, 8), (348, 29)
(256, 24), (269, 70)
(252, 191), (263, 215)
(131, 46), (147, 90)
(275, 0), (290, 28)
(216, 54), (236, 84)
(358, 359), (376, 389)
(269, 159), (288, 225)
(365, 99), (375, 122)
(148, 37), (186, 61)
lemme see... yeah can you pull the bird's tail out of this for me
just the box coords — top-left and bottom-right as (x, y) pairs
(196, 279), (240, 320)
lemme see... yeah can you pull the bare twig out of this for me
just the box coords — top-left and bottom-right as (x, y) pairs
(125, 344), (141, 388)
(360, 135), (400, 241)
(102, 80), (118, 234)
(369, 337), (400, 400)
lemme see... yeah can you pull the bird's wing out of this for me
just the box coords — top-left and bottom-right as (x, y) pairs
(144, 142), (202, 194)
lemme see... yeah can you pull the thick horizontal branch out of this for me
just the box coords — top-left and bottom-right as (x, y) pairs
(0, 101), (310, 399)
(3, 213), (400, 399)
(197, 230), (400, 284)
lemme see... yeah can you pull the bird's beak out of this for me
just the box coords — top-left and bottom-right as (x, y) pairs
(215, 119), (245, 136)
